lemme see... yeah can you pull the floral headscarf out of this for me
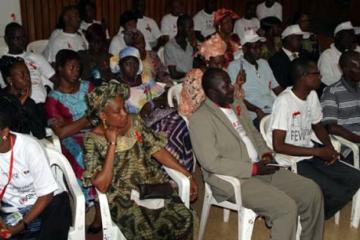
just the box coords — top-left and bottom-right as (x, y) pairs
(213, 8), (240, 26)
(179, 69), (205, 118)
(197, 34), (227, 61)
(86, 79), (130, 125)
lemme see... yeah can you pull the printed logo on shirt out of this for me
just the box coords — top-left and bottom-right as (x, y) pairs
(146, 24), (152, 32)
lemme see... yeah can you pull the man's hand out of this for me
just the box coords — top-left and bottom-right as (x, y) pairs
(316, 146), (339, 165)
(255, 161), (279, 175)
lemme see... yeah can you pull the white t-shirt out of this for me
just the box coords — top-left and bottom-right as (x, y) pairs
(256, 2), (282, 21)
(137, 16), (162, 46)
(0, 133), (58, 211)
(161, 14), (178, 39)
(193, 9), (215, 38)
(109, 31), (127, 57)
(220, 107), (259, 162)
(0, 52), (55, 103)
(266, 88), (322, 162)
(233, 18), (260, 40)
(43, 31), (88, 63)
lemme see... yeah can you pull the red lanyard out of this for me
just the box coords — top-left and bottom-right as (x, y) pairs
(0, 135), (14, 201)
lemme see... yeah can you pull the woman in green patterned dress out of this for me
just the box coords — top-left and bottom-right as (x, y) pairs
(83, 80), (198, 239)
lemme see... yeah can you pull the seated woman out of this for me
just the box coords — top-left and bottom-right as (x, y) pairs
(45, 49), (94, 201)
(123, 29), (172, 86)
(0, 110), (70, 240)
(78, 23), (113, 86)
(84, 80), (197, 239)
(115, 47), (194, 171)
(180, 34), (245, 118)
(0, 56), (46, 139)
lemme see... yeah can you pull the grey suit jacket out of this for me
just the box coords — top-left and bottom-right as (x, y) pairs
(189, 98), (271, 201)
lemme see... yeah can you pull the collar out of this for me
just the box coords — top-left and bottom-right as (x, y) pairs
(340, 77), (360, 93)
(282, 47), (299, 60)
(330, 43), (342, 56)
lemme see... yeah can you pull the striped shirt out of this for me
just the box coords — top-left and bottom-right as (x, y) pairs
(321, 78), (360, 156)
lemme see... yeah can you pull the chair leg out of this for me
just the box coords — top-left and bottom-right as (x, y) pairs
(296, 217), (302, 240)
(198, 186), (212, 240)
(351, 189), (360, 228)
(334, 211), (340, 225)
(223, 209), (231, 222)
(238, 208), (256, 240)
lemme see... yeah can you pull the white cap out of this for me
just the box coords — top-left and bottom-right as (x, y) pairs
(281, 24), (310, 39)
(241, 30), (266, 45)
(334, 21), (354, 36)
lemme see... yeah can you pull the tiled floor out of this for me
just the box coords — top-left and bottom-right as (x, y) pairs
(86, 166), (360, 240)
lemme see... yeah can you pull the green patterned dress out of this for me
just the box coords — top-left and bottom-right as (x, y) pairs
(83, 116), (193, 240)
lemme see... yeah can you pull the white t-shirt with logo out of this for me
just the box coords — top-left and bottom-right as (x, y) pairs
(256, 2), (282, 21)
(0, 52), (55, 103)
(161, 14), (178, 39)
(193, 9), (215, 38)
(220, 107), (259, 162)
(266, 88), (322, 162)
(233, 18), (260, 40)
(43, 31), (88, 63)
(137, 16), (162, 46)
(0, 133), (58, 211)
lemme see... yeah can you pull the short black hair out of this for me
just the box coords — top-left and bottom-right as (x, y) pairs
(0, 56), (25, 81)
(119, 10), (137, 27)
(202, 67), (227, 95)
(4, 22), (23, 39)
(55, 49), (81, 71)
(177, 14), (192, 28)
(339, 50), (360, 70)
(260, 16), (282, 33)
(85, 23), (106, 42)
(290, 57), (314, 84)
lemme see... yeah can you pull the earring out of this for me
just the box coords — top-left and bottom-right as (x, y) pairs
(102, 119), (108, 129)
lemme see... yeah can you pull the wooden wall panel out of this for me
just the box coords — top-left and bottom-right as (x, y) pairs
(20, 0), (360, 42)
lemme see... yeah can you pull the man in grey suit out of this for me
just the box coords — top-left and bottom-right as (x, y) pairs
(189, 68), (324, 240)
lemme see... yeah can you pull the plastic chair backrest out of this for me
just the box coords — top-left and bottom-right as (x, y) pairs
(0, 37), (8, 57)
(167, 83), (182, 108)
(27, 40), (49, 54)
(157, 47), (165, 65)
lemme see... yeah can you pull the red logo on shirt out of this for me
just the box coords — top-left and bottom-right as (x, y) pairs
(292, 111), (301, 117)
(135, 131), (142, 143)
(236, 105), (241, 116)
(146, 24), (152, 32)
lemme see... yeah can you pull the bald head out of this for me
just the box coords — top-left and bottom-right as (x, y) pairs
(202, 68), (228, 94)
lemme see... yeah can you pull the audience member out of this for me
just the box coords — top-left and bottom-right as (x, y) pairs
(108, 10), (139, 57)
(318, 21), (360, 86)
(43, 6), (87, 63)
(78, 23), (113, 86)
(193, 0), (217, 41)
(259, 16), (282, 59)
(234, 1), (260, 40)
(1, 22), (55, 104)
(269, 24), (310, 88)
(293, 12), (320, 60)
(228, 30), (282, 128)
(256, 0), (282, 21)
(132, 0), (168, 51)
(83, 80), (197, 239)
(45, 49), (94, 201)
(0, 110), (71, 240)
(160, 0), (184, 39)
(164, 15), (196, 80)
(267, 58), (360, 219)
(321, 51), (360, 164)
(78, 0), (109, 39)
(123, 29), (171, 86)
(189, 67), (324, 240)
(0, 56), (46, 139)
(213, 9), (241, 64)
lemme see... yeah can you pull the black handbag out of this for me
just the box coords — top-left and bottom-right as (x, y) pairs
(138, 183), (173, 199)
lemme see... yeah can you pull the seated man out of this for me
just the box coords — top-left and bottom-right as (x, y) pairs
(189, 68), (324, 240)
(0, 110), (71, 239)
(321, 50), (360, 165)
(234, 1), (260, 40)
(267, 58), (360, 219)
(164, 15), (196, 80)
(1, 22), (55, 104)
(228, 30), (282, 127)
(161, 0), (184, 39)
(193, 0), (216, 41)
(43, 6), (87, 63)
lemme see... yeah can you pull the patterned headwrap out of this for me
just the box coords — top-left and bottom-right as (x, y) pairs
(179, 68), (205, 118)
(213, 8), (240, 26)
(197, 34), (227, 61)
(86, 79), (130, 125)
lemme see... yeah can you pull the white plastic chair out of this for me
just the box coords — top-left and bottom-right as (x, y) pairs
(96, 166), (190, 240)
(260, 115), (344, 226)
(0, 37), (8, 57)
(26, 40), (49, 54)
(157, 47), (165, 65)
(44, 147), (86, 240)
(41, 128), (62, 152)
(198, 174), (257, 240)
(167, 83), (198, 173)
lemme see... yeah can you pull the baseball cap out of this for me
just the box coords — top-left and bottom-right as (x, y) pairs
(281, 24), (310, 39)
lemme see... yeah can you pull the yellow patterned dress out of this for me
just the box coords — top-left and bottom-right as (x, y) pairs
(83, 116), (193, 240)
